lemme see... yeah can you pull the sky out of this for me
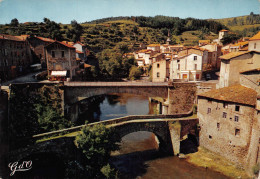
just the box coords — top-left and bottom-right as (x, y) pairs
(0, 0), (259, 24)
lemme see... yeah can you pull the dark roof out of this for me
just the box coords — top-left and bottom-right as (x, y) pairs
(198, 85), (257, 106)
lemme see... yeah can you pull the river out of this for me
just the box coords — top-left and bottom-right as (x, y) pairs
(78, 93), (229, 179)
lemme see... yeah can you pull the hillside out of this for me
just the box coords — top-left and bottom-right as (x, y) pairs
(213, 13), (260, 36)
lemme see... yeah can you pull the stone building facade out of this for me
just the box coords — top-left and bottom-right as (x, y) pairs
(218, 51), (260, 88)
(198, 85), (260, 172)
(152, 59), (170, 82)
(45, 41), (78, 80)
(27, 36), (55, 69)
(0, 34), (32, 81)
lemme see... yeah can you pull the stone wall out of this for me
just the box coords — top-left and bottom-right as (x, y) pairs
(168, 83), (197, 114)
(198, 96), (257, 170)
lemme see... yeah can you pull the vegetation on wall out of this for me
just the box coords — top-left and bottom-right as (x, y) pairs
(8, 84), (72, 149)
(74, 124), (120, 178)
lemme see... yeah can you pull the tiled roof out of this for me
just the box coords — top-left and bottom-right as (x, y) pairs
(45, 41), (75, 49)
(219, 51), (250, 60)
(230, 41), (248, 47)
(0, 34), (26, 41)
(84, 63), (92, 68)
(148, 44), (160, 47)
(76, 50), (84, 54)
(220, 29), (229, 32)
(249, 31), (260, 41)
(198, 85), (257, 106)
(199, 40), (210, 43)
(36, 36), (55, 43)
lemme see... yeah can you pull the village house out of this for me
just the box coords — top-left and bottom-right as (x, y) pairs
(200, 44), (222, 70)
(197, 85), (260, 172)
(27, 36), (55, 68)
(133, 49), (156, 66)
(73, 41), (88, 61)
(152, 58), (170, 82)
(248, 31), (260, 52)
(229, 41), (249, 52)
(170, 48), (208, 81)
(147, 44), (160, 52)
(218, 51), (260, 88)
(0, 34), (33, 81)
(45, 41), (78, 81)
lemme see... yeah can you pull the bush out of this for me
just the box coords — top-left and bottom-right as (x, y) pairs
(128, 66), (143, 80)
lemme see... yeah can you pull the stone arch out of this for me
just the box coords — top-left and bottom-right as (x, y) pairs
(113, 122), (173, 154)
(64, 86), (169, 105)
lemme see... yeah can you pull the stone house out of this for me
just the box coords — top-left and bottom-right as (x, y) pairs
(170, 48), (208, 81)
(45, 41), (78, 80)
(0, 34), (33, 81)
(197, 85), (260, 172)
(152, 58), (170, 82)
(133, 49), (156, 66)
(147, 44), (160, 52)
(200, 44), (222, 70)
(73, 42), (88, 61)
(27, 36), (55, 68)
(230, 41), (249, 52)
(218, 51), (260, 88)
(248, 31), (260, 52)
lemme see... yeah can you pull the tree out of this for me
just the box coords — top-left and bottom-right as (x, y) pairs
(128, 66), (143, 80)
(221, 33), (241, 45)
(10, 18), (19, 27)
(75, 124), (120, 178)
(66, 20), (83, 42)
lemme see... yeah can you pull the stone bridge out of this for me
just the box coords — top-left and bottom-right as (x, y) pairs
(6, 113), (198, 177)
(63, 81), (172, 121)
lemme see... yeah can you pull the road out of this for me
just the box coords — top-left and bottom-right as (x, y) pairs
(1, 72), (39, 86)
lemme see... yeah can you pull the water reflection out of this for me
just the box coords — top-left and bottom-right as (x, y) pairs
(77, 93), (158, 125)
(110, 132), (230, 179)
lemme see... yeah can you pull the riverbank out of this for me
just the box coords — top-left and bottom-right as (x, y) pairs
(185, 147), (250, 179)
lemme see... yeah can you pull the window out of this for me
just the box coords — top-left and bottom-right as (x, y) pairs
(254, 43), (257, 49)
(217, 123), (220, 129)
(208, 99), (212, 103)
(235, 105), (240, 112)
(207, 108), (211, 114)
(157, 64), (160, 68)
(177, 60), (180, 63)
(61, 51), (65, 57)
(223, 103), (228, 109)
(194, 64), (197, 70)
(235, 128), (240, 136)
(177, 64), (180, 70)
(209, 135), (212, 139)
(157, 72), (160, 78)
(194, 56), (197, 60)
(234, 116), (239, 122)
(223, 112), (227, 118)
(51, 51), (55, 58)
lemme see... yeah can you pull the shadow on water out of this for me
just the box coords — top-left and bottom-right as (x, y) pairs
(110, 149), (168, 179)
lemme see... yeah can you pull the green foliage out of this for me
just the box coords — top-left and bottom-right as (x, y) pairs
(66, 20), (83, 42)
(101, 164), (118, 179)
(9, 84), (72, 149)
(221, 33), (241, 45)
(129, 66), (143, 80)
(75, 124), (120, 178)
(10, 18), (19, 27)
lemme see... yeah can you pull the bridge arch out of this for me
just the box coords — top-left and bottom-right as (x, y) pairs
(113, 121), (173, 154)
(64, 86), (169, 105)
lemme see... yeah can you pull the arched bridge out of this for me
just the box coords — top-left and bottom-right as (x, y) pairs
(6, 113), (198, 178)
(33, 113), (199, 155)
(63, 82), (170, 105)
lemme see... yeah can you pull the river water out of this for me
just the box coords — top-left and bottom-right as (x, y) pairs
(79, 93), (229, 179)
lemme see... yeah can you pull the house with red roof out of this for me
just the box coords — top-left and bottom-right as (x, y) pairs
(0, 34), (33, 81)
(27, 36), (55, 68)
(45, 41), (78, 81)
(248, 31), (260, 52)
